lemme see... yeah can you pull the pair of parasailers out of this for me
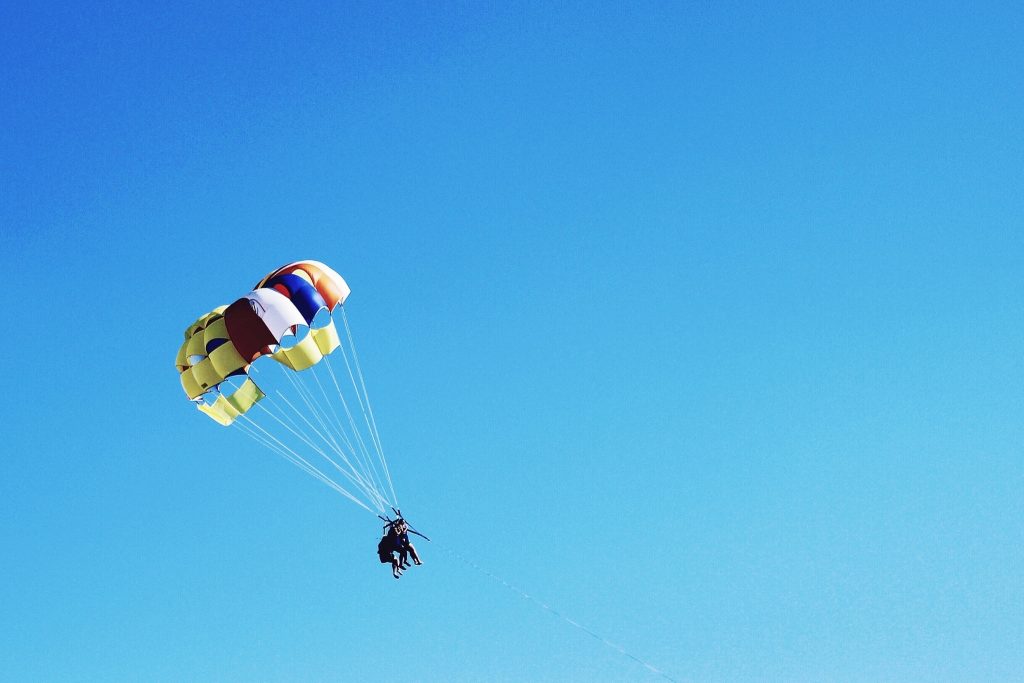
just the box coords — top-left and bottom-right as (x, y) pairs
(377, 518), (422, 579)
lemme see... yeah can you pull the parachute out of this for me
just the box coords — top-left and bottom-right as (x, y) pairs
(175, 260), (398, 513)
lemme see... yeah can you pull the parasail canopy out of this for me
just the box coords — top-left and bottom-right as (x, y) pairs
(175, 260), (397, 514)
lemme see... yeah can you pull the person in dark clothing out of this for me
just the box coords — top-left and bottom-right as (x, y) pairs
(394, 519), (422, 569)
(378, 514), (428, 578)
(377, 526), (403, 578)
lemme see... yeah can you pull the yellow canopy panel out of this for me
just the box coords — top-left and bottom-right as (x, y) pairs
(197, 378), (266, 426)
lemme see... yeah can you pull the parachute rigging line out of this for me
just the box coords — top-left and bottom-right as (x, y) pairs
(250, 395), (384, 512)
(235, 414), (373, 512)
(308, 361), (389, 510)
(339, 307), (398, 507)
(307, 361), (391, 507)
(234, 418), (338, 490)
(248, 358), (389, 510)
(271, 367), (384, 505)
(257, 394), (359, 489)
(246, 398), (375, 506)
(314, 360), (387, 502)
(322, 352), (390, 505)
(234, 421), (354, 502)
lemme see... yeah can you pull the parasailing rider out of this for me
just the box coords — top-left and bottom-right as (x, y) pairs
(394, 519), (422, 569)
(378, 511), (428, 579)
(378, 525), (404, 579)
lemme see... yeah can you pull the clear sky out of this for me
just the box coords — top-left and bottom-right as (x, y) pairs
(2, 3), (1022, 682)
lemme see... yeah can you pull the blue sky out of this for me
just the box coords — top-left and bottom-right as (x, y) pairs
(2, 2), (1022, 681)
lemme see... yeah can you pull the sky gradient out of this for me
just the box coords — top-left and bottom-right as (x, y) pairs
(2, 3), (1022, 681)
